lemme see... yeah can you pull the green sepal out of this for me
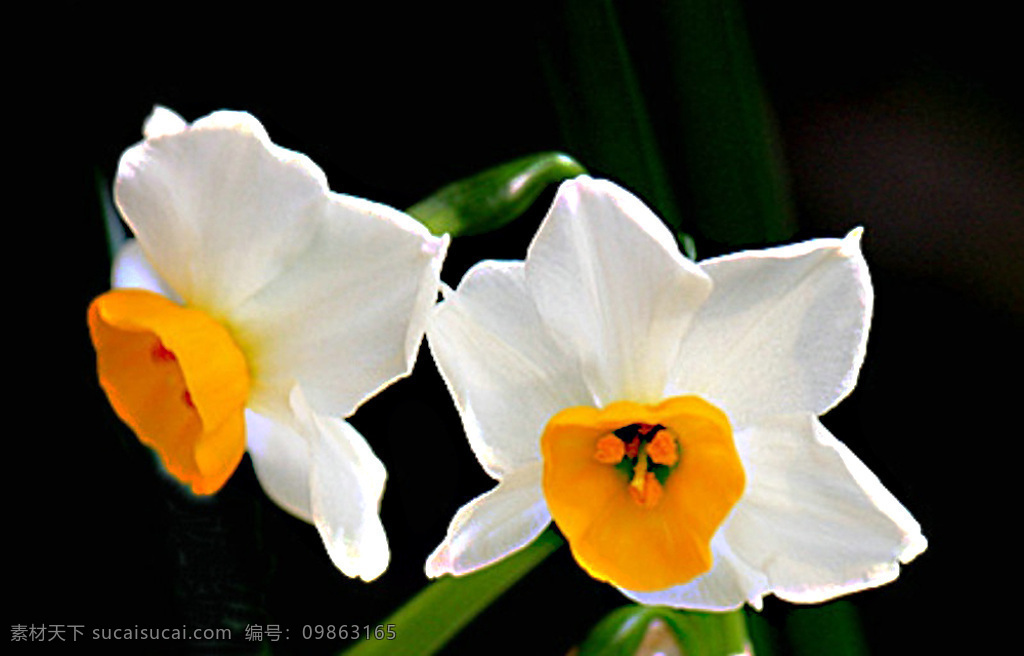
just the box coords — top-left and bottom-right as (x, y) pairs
(577, 605), (752, 656)
(677, 230), (698, 261)
(407, 152), (586, 237)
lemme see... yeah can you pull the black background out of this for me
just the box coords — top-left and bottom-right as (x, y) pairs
(14, 1), (1020, 654)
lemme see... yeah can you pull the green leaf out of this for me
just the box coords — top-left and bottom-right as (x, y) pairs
(646, 0), (797, 246)
(341, 529), (563, 656)
(578, 605), (753, 656)
(540, 0), (795, 251)
(407, 152), (586, 237)
(786, 601), (868, 656)
(539, 0), (686, 239)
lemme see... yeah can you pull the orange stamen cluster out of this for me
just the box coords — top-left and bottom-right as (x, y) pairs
(647, 431), (679, 467)
(594, 435), (626, 463)
(592, 423), (680, 509)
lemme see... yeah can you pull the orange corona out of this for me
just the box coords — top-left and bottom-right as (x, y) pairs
(541, 396), (745, 592)
(88, 289), (251, 495)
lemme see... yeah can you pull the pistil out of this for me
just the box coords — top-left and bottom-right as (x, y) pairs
(628, 443), (663, 508)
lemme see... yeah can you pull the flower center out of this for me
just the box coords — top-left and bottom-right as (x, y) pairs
(87, 289), (250, 495)
(593, 423), (679, 509)
(540, 396), (745, 592)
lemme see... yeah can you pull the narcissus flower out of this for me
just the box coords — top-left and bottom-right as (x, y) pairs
(425, 176), (925, 609)
(88, 108), (448, 581)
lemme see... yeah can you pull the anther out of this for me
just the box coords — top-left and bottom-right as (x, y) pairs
(594, 435), (626, 464)
(647, 430), (679, 467)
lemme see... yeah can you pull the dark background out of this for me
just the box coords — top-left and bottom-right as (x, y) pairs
(16, 1), (1019, 654)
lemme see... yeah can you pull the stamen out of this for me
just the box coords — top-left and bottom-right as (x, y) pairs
(591, 423), (678, 508)
(647, 430), (679, 467)
(593, 435), (626, 464)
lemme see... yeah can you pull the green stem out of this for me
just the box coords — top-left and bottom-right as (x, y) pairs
(341, 529), (563, 656)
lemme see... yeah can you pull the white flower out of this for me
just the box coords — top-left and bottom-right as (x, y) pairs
(424, 175), (924, 609)
(88, 107), (448, 581)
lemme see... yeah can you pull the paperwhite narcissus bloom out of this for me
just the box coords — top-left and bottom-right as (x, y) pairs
(425, 175), (925, 609)
(87, 108), (448, 582)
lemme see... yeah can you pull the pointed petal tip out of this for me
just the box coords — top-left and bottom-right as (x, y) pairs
(424, 546), (451, 579)
(899, 531), (928, 565)
(840, 226), (866, 256)
(142, 106), (187, 139)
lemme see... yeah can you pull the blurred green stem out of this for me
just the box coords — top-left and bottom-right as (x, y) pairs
(541, 0), (795, 250)
(653, 0), (796, 245)
(786, 601), (868, 656)
(540, 0), (693, 255)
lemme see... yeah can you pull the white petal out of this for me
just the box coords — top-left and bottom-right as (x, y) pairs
(115, 109), (447, 421)
(427, 260), (590, 477)
(671, 230), (872, 427)
(110, 239), (180, 300)
(245, 408), (313, 523)
(290, 387), (390, 582)
(115, 110), (329, 312)
(426, 462), (550, 577)
(719, 415), (924, 608)
(236, 195), (447, 421)
(525, 176), (711, 405)
(727, 415), (924, 603)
